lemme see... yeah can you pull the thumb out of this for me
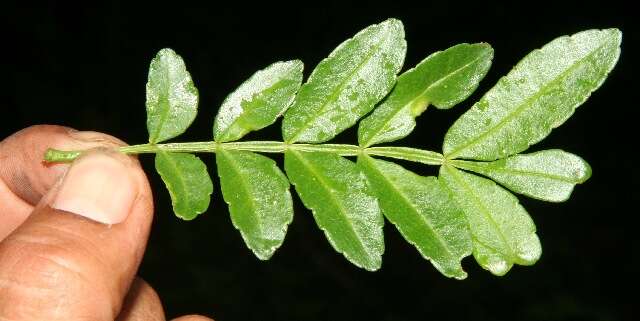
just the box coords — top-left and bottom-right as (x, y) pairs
(50, 149), (142, 225)
(0, 149), (154, 320)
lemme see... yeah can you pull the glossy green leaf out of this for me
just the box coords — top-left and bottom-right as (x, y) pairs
(282, 18), (406, 143)
(358, 43), (493, 147)
(146, 48), (199, 144)
(155, 151), (213, 220)
(285, 150), (384, 270)
(439, 165), (541, 276)
(452, 149), (591, 202)
(216, 150), (294, 260)
(358, 156), (471, 279)
(214, 60), (304, 142)
(443, 28), (621, 161)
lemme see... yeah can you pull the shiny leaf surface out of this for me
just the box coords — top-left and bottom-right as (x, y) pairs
(155, 151), (213, 220)
(146, 48), (199, 143)
(282, 18), (406, 143)
(444, 29), (621, 160)
(439, 165), (541, 275)
(359, 156), (471, 279)
(452, 149), (591, 202)
(214, 60), (303, 142)
(359, 43), (493, 147)
(217, 150), (294, 260)
(285, 150), (384, 270)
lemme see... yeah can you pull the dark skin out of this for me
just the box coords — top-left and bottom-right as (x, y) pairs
(0, 125), (213, 321)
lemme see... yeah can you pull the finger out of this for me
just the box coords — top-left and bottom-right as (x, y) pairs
(117, 278), (165, 321)
(171, 315), (216, 321)
(0, 178), (32, 240)
(0, 125), (126, 204)
(0, 125), (125, 239)
(0, 148), (154, 320)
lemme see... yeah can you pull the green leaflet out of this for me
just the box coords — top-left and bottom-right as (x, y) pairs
(216, 150), (293, 260)
(285, 150), (384, 271)
(358, 43), (493, 147)
(443, 29), (621, 161)
(146, 48), (199, 144)
(452, 149), (591, 202)
(439, 165), (541, 276)
(214, 60), (304, 142)
(358, 156), (471, 279)
(282, 18), (406, 143)
(155, 151), (213, 220)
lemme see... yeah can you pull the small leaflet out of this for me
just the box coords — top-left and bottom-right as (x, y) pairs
(155, 151), (213, 220)
(452, 149), (591, 202)
(440, 165), (541, 276)
(214, 60), (303, 142)
(217, 150), (294, 260)
(146, 48), (199, 144)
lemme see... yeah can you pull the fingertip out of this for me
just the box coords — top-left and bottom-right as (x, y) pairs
(0, 125), (75, 204)
(0, 125), (135, 205)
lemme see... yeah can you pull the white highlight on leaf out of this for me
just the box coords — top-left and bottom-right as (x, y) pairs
(282, 18), (406, 143)
(146, 48), (199, 143)
(214, 60), (303, 142)
(443, 29), (621, 161)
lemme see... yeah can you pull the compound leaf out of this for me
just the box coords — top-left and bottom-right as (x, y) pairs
(358, 156), (471, 279)
(452, 149), (591, 202)
(155, 151), (213, 220)
(214, 60), (304, 142)
(285, 150), (384, 271)
(359, 43), (493, 147)
(282, 18), (406, 143)
(216, 150), (294, 260)
(443, 28), (621, 160)
(146, 48), (199, 144)
(439, 165), (541, 276)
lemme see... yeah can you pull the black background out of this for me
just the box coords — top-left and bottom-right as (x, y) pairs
(2, 1), (636, 320)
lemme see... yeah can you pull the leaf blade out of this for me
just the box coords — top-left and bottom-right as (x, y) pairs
(216, 150), (294, 260)
(282, 18), (406, 143)
(146, 48), (199, 143)
(214, 60), (304, 142)
(443, 28), (621, 160)
(155, 151), (213, 220)
(439, 165), (541, 275)
(285, 150), (384, 270)
(358, 156), (471, 279)
(452, 149), (591, 202)
(358, 43), (493, 147)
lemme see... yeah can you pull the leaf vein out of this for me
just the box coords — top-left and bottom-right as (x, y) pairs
(365, 157), (456, 259)
(445, 166), (516, 261)
(288, 29), (391, 143)
(290, 150), (373, 264)
(159, 152), (190, 211)
(446, 39), (611, 159)
(454, 161), (579, 183)
(220, 150), (262, 236)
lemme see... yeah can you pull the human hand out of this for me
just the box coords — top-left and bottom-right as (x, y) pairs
(0, 125), (213, 321)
